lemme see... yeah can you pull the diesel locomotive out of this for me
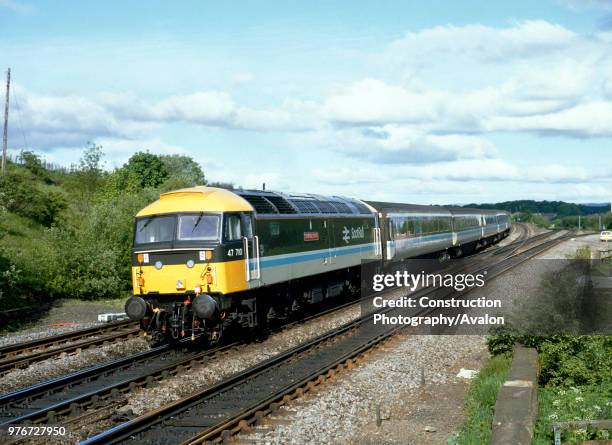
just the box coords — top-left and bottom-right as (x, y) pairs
(124, 187), (510, 344)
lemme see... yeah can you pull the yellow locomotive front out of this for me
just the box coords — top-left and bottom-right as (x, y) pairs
(124, 187), (256, 344)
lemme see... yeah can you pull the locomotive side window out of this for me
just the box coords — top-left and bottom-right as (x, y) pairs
(242, 213), (254, 238)
(225, 214), (242, 241)
(270, 222), (280, 236)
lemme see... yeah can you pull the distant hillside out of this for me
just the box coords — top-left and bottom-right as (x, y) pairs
(459, 200), (610, 218)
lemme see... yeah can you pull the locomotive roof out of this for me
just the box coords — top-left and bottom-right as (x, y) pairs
(234, 190), (374, 216)
(136, 186), (253, 216)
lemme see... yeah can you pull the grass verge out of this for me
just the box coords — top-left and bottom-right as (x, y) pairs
(449, 352), (512, 445)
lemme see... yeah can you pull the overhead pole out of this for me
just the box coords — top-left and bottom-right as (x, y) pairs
(2, 68), (10, 176)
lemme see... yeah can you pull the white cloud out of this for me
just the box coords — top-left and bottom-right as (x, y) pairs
(13, 19), (612, 151)
(384, 20), (576, 68)
(314, 125), (495, 164)
(7, 19), (612, 203)
(484, 101), (612, 137)
(152, 92), (236, 125)
(322, 79), (440, 125)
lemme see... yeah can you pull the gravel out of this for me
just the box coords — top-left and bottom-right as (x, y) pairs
(239, 334), (488, 445)
(538, 233), (603, 259)
(0, 336), (149, 393)
(0, 298), (126, 347)
(120, 304), (362, 416)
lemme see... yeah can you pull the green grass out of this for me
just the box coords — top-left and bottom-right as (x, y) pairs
(533, 384), (612, 444)
(449, 353), (513, 445)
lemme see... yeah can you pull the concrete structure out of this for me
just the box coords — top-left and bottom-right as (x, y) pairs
(490, 344), (539, 445)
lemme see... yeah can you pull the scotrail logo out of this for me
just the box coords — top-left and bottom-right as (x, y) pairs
(342, 226), (365, 244)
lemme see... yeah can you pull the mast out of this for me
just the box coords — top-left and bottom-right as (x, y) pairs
(2, 68), (9, 176)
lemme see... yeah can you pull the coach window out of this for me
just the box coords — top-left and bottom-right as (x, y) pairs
(225, 214), (242, 241)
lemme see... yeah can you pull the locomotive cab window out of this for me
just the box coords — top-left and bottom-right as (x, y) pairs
(135, 215), (175, 245)
(177, 214), (220, 241)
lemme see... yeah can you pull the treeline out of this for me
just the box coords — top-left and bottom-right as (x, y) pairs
(0, 146), (223, 311)
(462, 200), (609, 218)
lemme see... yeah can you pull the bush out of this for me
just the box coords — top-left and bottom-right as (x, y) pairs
(487, 335), (612, 387)
(534, 384), (612, 444)
(18, 150), (51, 183)
(44, 190), (157, 299)
(0, 170), (67, 226)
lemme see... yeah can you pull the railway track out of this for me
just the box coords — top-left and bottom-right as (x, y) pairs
(0, 321), (140, 376)
(0, 296), (361, 432)
(78, 230), (571, 445)
(0, 228), (571, 443)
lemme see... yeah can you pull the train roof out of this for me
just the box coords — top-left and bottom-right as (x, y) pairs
(446, 207), (487, 215)
(448, 207), (509, 215)
(137, 187), (253, 216)
(137, 187), (510, 219)
(365, 201), (451, 215)
(234, 190), (373, 216)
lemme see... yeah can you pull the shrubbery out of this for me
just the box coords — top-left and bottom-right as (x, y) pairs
(0, 147), (208, 309)
(0, 169), (67, 226)
(488, 335), (611, 387)
(44, 190), (158, 299)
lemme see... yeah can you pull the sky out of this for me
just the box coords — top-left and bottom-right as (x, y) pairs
(1, 0), (611, 205)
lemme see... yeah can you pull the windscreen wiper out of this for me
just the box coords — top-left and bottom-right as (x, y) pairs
(192, 212), (204, 232)
(139, 215), (155, 231)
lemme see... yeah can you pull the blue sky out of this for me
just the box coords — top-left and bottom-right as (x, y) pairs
(1, 0), (611, 204)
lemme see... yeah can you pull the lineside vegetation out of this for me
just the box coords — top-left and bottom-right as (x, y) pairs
(0, 145), (229, 317)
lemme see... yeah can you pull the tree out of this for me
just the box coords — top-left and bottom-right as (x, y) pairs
(18, 150), (48, 181)
(64, 143), (106, 212)
(123, 152), (168, 188)
(160, 155), (205, 185)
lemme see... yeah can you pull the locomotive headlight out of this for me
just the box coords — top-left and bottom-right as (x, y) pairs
(186, 259), (195, 268)
(176, 279), (185, 289)
(155, 261), (163, 270)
